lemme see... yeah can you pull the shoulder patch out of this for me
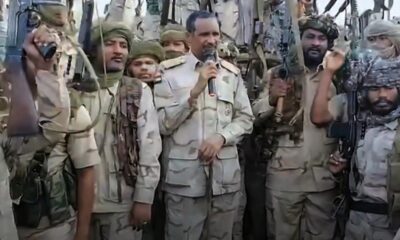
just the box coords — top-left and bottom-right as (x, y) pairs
(220, 60), (240, 75)
(160, 56), (186, 70)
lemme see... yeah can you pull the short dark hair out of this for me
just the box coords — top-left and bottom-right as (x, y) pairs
(186, 10), (221, 33)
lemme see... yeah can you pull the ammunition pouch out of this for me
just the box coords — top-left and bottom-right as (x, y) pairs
(12, 150), (76, 228)
(13, 159), (44, 228)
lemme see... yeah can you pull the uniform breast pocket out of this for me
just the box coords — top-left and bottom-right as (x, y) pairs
(217, 88), (235, 126)
(269, 135), (304, 170)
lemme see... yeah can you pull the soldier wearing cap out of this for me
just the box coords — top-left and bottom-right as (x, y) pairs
(253, 14), (340, 239)
(312, 50), (400, 239)
(127, 40), (165, 89)
(77, 20), (161, 240)
(126, 40), (166, 240)
(160, 24), (189, 60)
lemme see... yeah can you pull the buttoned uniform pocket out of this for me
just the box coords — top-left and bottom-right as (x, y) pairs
(269, 135), (304, 170)
(216, 146), (240, 185)
(216, 84), (235, 129)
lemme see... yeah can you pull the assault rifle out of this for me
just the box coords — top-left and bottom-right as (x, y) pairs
(72, 0), (97, 92)
(275, 4), (291, 114)
(5, 0), (64, 136)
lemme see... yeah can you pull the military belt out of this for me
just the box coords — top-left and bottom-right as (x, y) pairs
(350, 200), (388, 215)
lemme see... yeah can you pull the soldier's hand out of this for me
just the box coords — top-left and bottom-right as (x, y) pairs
(191, 63), (218, 98)
(328, 151), (347, 174)
(33, 25), (59, 49)
(23, 29), (57, 72)
(130, 202), (152, 231)
(199, 134), (225, 164)
(269, 77), (290, 106)
(325, 49), (345, 74)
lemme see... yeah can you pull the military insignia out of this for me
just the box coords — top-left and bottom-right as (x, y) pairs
(225, 107), (232, 116)
(220, 60), (240, 75)
(222, 76), (230, 84)
(160, 56), (186, 70)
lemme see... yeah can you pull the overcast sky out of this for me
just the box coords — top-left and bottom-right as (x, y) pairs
(91, 0), (400, 25)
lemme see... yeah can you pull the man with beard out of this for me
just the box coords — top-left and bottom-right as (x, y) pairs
(154, 10), (254, 240)
(126, 40), (165, 90)
(311, 51), (400, 239)
(78, 20), (162, 240)
(252, 14), (339, 239)
(159, 24), (189, 60)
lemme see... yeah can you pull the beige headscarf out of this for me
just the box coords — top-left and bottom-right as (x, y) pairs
(364, 20), (400, 58)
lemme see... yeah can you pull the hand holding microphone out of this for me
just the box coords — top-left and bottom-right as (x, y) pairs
(190, 49), (218, 99)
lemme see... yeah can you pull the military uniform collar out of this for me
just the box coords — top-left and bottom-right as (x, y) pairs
(187, 52), (221, 70)
(385, 119), (399, 130)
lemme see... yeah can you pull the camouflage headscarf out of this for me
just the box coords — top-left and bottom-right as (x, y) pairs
(128, 40), (165, 64)
(362, 55), (400, 88)
(37, 1), (75, 33)
(299, 14), (339, 49)
(160, 24), (188, 47)
(90, 19), (134, 52)
(360, 55), (400, 127)
(90, 20), (133, 89)
(364, 20), (400, 59)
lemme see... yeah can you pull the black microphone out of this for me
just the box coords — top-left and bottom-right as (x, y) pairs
(202, 48), (217, 96)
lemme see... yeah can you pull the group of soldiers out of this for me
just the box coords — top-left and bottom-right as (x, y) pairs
(1, 0), (400, 240)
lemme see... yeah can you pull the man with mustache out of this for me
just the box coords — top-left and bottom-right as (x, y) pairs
(252, 14), (339, 239)
(126, 40), (165, 90)
(160, 24), (189, 60)
(311, 51), (400, 239)
(154, 10), (254, 240)
(78, 20), (162, 240)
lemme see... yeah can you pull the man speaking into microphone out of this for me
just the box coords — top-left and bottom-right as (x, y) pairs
(154, 10), (254, 240)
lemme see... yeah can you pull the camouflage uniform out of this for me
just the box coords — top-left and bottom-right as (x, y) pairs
(254, 66), (339, 240)
(154, 53), (254, 239)
(127, 40), (165, 240)
(13, 9), (100, 239)
(3, 56), (72, 240)
(81, 21), (161, 240)
(16, 104), (100, 240)
(217, 41), (245, 240)
(329, 57), (400, 240)
(253, 15), (340, 240)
